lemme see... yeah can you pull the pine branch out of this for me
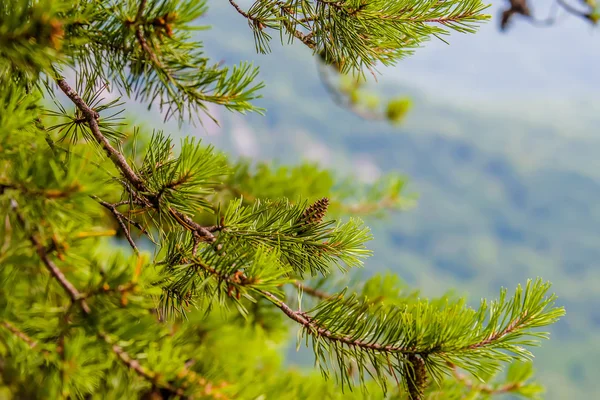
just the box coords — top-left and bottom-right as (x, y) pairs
(134, 0), (167, 68)
(8, 198), (196, 397)
(92, 195), (145, 254)
(449, 362), (521, 395)
(97, 331), (185, 396)
(293, 281), (332, 300)
(233, 0), (490, 72)
(1, 321), (39, 349)
(54, 77), (217, 242)
(556, 0), (598, 22)
(10, 198), (91, 314)
(260, 279), (563, 392)
(229, 0), (254, 21)
(261, 289), (413, 352)
(55, 78), (145, 191)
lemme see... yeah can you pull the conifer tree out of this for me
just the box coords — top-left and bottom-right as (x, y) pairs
(0, 1), (564, 399)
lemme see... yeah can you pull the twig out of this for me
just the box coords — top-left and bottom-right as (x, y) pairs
(55, 79), (146, 191)
(228, 0), (316, 49)
(228, 0), (254, 20)
(467, 312), (526, 350)
(135, 0), (148, 22)
(449, 362), (522, 394)
(135, 21), (161, 66)
(292, 281), (332, 300)
(10, 199), (91, 314)
(98, 331), (179, 391)
(261, 290), (414, 352)
(92, 195), (142, 254)
(8, 199), (193, 396)
(556, 0), (596, 22)
(55, 78), (216, 243)
(1, 321), (38, 349)
(316, 62), (385, 121)
(262, 290), (534, 356)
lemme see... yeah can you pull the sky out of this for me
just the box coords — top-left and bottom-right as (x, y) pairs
(384, 1), (600, 102)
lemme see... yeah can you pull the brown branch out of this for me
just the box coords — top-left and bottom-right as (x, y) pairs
(556, 0), (597, 22)
(0, 182), (81, 199)
(228, 0), (254, 20)
(228, 0), (316, 49)
(55, 79), (146, 192)
(292, 281), (332, 300)
(92, 195), (142, 254)
(263, 290), (534, 358)
(9, 199), (191, 396)
(10, 199), (91, 314)
(1, 321), (38, 349)
(468, 311), (526, 350)
(55, 78), (216, 243)
(135, 0), (148, 22)
(97, 331), (178, 391)
(449, 363), (523, 395)
(135, 25), (161, 66)
(260, 290), (414, 353)
(133, 0), (162, 66)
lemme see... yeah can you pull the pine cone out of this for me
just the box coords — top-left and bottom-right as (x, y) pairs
(297, 197), (329, 233)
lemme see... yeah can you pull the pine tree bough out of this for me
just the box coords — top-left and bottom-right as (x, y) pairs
(55, 78), (145, 192)
(1, 321), (39, 349)
(7, 199), (210, 398)
(55, 78), (217, 246)
(9, 199), (92, 314)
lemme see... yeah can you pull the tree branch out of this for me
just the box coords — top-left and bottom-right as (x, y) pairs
(228, 0), (253, 20)
(1, 321), (39, 349)
(449, 362), (522, 394)
(316, 62), (385, 121)
(467, 312), (526, 350)
(261, 290), (414, 353)
(55, 77), (216, 243)
(262, 290), (538, 357)
(134, 0), (163, 67)
(92, 195), (144, 254)
(97, 331), (184, 394)
(10, 199), (92, 314)
(556, 0), (597, 22)
(8, 199), (194, 396)
(228, 0), (316, 49)
(292, 281), (332, 300)
(55, 78), (146, 191)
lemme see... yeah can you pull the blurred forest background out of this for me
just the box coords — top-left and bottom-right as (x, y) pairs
(117, 0), (600, 398)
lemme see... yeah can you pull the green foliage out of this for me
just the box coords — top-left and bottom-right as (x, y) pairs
(330, 71), (413, 124)
(386, 97), (413, 124)
(0, 1), (565, 399)
(0, 0), (66, 79)
(299, 279), (562, 391)
(242, 0), (490, 73)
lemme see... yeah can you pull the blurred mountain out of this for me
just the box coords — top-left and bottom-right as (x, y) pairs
(130, 1), (600, 398)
